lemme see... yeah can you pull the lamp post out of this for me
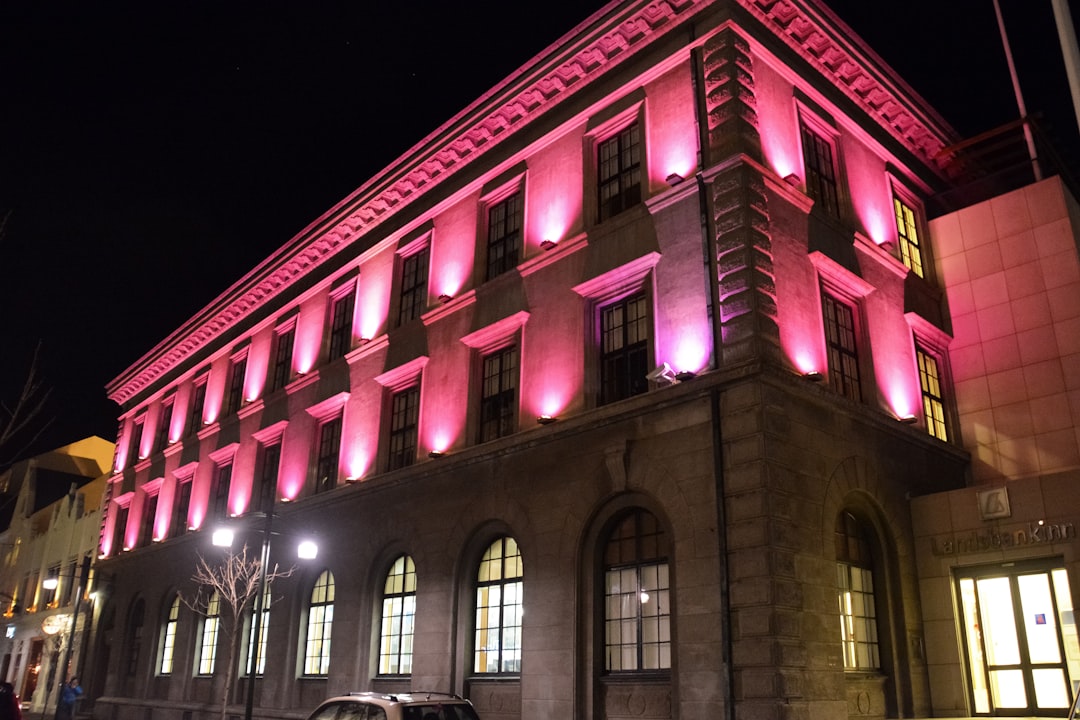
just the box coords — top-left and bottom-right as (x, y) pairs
(44, 555), (91, 720)
(213, 513), (316, 720)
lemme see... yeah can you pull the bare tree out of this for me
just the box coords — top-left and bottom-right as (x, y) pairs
(0, 340), (53, 467)
(182, 545), (294, 720)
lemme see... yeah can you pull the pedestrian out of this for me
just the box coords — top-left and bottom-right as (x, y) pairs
(55, 677), (81, 720)
(0, 682), (21, 720)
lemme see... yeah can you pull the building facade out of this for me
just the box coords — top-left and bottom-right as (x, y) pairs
(0, 436), (112, 714)
(88, 1), (1080, 720)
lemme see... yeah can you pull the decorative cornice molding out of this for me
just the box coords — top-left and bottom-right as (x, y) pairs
(107, 0), (706, 407)
(737, 0), (955, 173)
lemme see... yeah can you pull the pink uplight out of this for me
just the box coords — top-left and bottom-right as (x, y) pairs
(346, 449), (371, 481)
(437, 262), (466, 300)
(672, 337), (709, 375)
(294, 321), (322, 375)
(280, 472), (304, 501)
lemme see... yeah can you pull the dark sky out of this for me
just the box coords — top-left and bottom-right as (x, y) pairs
(1, 0), (1078, 463)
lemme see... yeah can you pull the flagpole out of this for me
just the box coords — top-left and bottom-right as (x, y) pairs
(993, 0), (1043, 181)
(1050, 0), (1080, 142)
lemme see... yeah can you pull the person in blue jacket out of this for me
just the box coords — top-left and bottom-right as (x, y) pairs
(55, 677), (81, 720)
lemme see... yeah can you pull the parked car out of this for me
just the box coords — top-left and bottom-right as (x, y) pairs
(306, 692), (480, 720)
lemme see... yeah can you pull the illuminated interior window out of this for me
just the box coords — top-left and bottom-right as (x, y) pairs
(398, 246), (430, 327)
(379, 555), (416, 675)
(893, 197), (924, 277)
(113, 505), (130, 557)
(486, 191), (523, 280)
(328, 288), (356, 361)
(474, 537), (523, 674)
(212, 464), (232, 521)
(245, 584), (270, 676)
(304, 570), (335, 676)
(43, 564), (59, 607)
(836, 511), (880, 671)
(189, 375), (208, 432)
(388, 386), (420, 471)
(314, 416), (343, 494)
(225, 353), (248, 416)
(159, 595), (180, 675)
(821, 290), (861, 402)
(598, 122), (642, 222)
(198, 591), (220, 675)
(917, 347), (948, 441)
(800, 122), (840, 219)
(154, 399), (174, 453)
(171, 479), (191, 538)
(479, 346), (518, 443)
(138, 492), (158, 547)
(603, 509), (670, 672)
(270, 325), (296, 392)
(600, 292), (650, 405)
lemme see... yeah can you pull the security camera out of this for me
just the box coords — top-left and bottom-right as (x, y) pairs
(645, 362), (677, 386)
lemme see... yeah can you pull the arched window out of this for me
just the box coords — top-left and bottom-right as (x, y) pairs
(245, 584), (271, 676)
(304, 570), (334, 675)
(126, 598), (145, 679)
(379, 555), (416, 675)
(159, 595), (180, 675)
(198, 591), (221, 675)
(603, 509), (670, 671)
(836, 511), (880, 670)
(474, 536), (523, 674)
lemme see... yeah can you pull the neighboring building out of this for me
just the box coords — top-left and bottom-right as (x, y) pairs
(0, 436), (112, 713)
(88, 2), (1080, 720)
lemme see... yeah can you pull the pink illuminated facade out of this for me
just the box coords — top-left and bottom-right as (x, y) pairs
(87, 1), (1080, 720)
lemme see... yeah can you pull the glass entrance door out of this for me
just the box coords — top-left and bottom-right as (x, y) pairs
(957, 560), (1080, 716)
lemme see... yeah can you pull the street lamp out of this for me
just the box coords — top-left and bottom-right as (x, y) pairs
(212, 512), (316, 720)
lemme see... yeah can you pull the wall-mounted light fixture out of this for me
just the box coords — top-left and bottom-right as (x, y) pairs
(803, 371), (824, 382)
(675, 371), (696, 382)
(784, 173), (801, 186)
(646, 362), (678, 386)
(428, 450), (445, 459)
(899, 415), (918, 424)
(666, 173), (685, 185)
(540, 239), (556, 251)
(536, 415), (556, 425)
(437, 294), (452, 304)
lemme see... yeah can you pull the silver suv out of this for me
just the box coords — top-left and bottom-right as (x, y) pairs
(307, 692), (481, 720)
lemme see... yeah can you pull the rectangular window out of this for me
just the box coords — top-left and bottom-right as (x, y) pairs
(257, 444), (281, 513)
(838, 563), (880, 669)
(598, 123), (642, 222)
(822, 291), (861, 402)
(59, 560), (77, 606)
(154, 400), (174, 453)
(138, 494), (158, 547)
(225, 354), (248, 416)
(271, 326), (295, 392)
(486, 192), (523, 280)
(398, 247), (430, 326)
(113, 505), (130, 557)
(917, 347), (948, 441)
(171, 480), (192, 538)
(600, 292), (650, 405)
(388, 386), (420, 471)
(127, 419), (144, 467)
(189, 378), (207, 434)
(801, 122), (840, 219)
(893, 196), (924, 277)
(315, 417), (343, 494)
(43, 564), (60, 607)
(479, 347), (518, 443)
(213, 465), (232, 521)
(328, 291), (356, 361)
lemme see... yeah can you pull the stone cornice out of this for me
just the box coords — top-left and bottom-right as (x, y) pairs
(107, 0), (957, 408)
(737, 0), (956, 173)
(106, 0), (706, 407)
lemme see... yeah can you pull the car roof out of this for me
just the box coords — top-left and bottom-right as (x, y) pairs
(327, 692), (468, 706)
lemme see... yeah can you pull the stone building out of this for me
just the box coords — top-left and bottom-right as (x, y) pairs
(88, 1), (1080, 720)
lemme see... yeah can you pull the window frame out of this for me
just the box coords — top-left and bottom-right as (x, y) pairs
(303, 570), (335, 676)
(270, 321), (297, 393)
(483, 188), (525, 281)
(314, 416), (343, 494)
(602, 509), (671, 673)
(473, 536), (524, 675)
(171, 475), (193, 538)
(127, 416), (145, 468)
(159, 595), (180, 676)
(378, 554), (417, 676)
(598, 290), (652, 406)
(889, 179), (932, 280)
(138, 490), (159, 547)
(197, 591), (221, 676)
(477, 344), (519, 444)
(821, 289), (863, 402)
(154, 397), (174, 453)
(225, 349), (249, 416)
(798, 109), (844, 221)
(396, 243), (431, 327)
(188, 373), (209, 435)
(836, 511), (882, 671)
(212, 463), (232, 522)
(327, 282), (357, 362)
(387, 385), (421, 471)
(596, 121), (644, 223)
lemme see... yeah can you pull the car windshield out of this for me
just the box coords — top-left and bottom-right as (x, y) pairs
(403, 704), (480, 720)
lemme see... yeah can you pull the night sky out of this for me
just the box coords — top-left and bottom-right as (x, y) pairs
(1, 0), (1078, 463)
